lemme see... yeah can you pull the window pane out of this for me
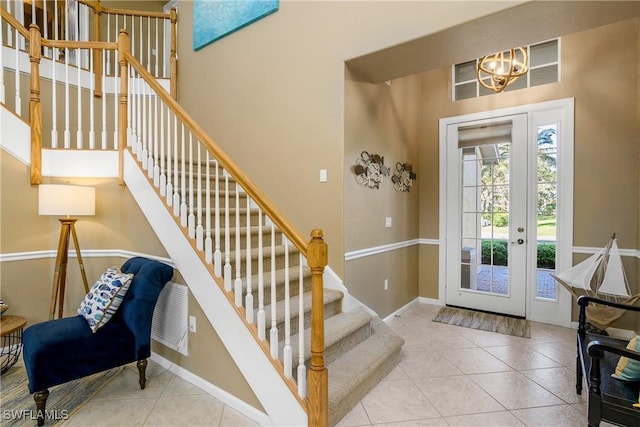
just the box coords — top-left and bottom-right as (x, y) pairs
(455, 60), (477, 83)
(455, 82), (477, 100)
(531, 65), (558, 86)
(504, 76), (527, 92)
(530, 40), (558, 67)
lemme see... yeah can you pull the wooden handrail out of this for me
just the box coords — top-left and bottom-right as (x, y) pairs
(0, 7), (29, 39)
(120, 48), (309, 254)
(79, 0), (171, 20)
(41, 39), (117, 50)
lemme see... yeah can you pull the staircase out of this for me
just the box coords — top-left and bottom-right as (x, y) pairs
(0, 2), (404, 424)
(125, 151), (404, 426)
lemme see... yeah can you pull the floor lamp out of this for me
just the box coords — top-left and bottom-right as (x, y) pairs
(39, 184), (96, 320)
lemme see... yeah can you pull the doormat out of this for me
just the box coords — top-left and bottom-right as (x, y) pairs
(0, 364), (123, 426)
(433, 306), (531, 338)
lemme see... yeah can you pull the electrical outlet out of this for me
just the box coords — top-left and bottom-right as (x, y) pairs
(189, 315), (197, 333)
(384, 279), (389, 290)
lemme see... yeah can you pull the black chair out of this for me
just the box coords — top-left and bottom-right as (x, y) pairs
(576, 295), (640, 427)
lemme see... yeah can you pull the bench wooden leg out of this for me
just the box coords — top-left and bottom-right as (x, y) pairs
(33, 389), (49, 426)
(137, 359), (148, 389)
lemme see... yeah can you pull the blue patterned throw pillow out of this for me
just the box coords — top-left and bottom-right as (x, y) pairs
(78, 267), (134, 333)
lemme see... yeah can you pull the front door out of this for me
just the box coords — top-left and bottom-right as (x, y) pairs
(445, 114), (528, 317)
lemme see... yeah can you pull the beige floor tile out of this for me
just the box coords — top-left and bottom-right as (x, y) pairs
(520, 366), (587, 404)
(510, 404), (586, 426)
(92, 365), (172, 401)
(336, 402), (371, 427)
(219, 405), (261, 427)
(439, 347), (513, 374)
(413, 375), (504, 416)
(372, 417), (449, 426)
(399, 349), (463, 379)
(63, 396), (157, 426)
(143, 394), (224, 426)
(469, 371), (564, 409)
(528, 341), (576, 367)
(445, 411), (525, 426)
(381, 365), (408, 381)
(414, 328), (478, 350)
(452, 326), (532, 348)
(160, 374), (207, 397)
(483, 344), (561, 370)
(360, 380), (439, 424)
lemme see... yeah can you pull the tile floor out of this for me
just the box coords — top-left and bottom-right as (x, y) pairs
(59, 303), (608, 426)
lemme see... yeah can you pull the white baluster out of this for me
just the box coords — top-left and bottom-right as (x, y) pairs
(159, 101), (166, 195)
(234, 183), (243, 307)
(270, 224), (278, 358)
(257, 208), (265, 340)
(50, 44), (58, 148)
(188, 133), (196, 238)
(43, 0), (49, 58)
(113, 47), (119, 149)
(76, 46), (83, 149)
(166, 110), (174, 205)
(101, 49), (107, 149)
(224, 172), (232, 291)
(88, 49), (95, 149)
(196, 142), (204, 250)
(139, 16), (143, 72)
(154, 17), (159, 77)
(283, 238), (292, 378)
(180, 124), (188, 227)
(297, 254), (307, 398)
(146, 16), (151, 72)
(64, 47), (70, 148)
(153, 94), (160, 184)
(172, 115), (180, 214)
(204, 152), (213, 263)
(142, 82), (149, 169)
(213, 159), (222, 275)
(106, 14), (111, 74)
(13, 26), (20, 116)
(136, 74), (142, 158)
(245, 196), (253, 323)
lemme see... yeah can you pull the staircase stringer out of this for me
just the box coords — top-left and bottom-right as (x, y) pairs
(123, 149), (307, 427)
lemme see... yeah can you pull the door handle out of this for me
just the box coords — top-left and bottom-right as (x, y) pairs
(511, 239), (524, 245)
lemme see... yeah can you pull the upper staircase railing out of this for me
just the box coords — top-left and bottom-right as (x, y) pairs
(1, 3), (328, 425)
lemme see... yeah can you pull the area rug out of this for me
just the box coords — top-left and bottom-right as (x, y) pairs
(433, 306), (531, 338)
(0, 364), (123, 426)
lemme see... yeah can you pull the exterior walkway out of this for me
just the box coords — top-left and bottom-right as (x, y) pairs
(476, 265), (557, 299)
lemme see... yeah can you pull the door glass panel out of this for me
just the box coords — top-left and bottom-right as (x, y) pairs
(460, 141), (511, 296)
(536, 125), (558, 299)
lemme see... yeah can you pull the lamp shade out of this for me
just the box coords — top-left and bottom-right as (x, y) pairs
(38, 184), (96, 216)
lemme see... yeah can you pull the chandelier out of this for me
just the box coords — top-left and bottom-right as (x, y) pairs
(477, 47), (528, 93)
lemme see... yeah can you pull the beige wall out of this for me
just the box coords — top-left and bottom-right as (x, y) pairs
(174, 1), (522, 277)
(343, 71), (420, 316)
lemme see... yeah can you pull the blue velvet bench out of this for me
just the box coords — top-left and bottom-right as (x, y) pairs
(576, 295), (640, 427)
(23, 257), (173, 426)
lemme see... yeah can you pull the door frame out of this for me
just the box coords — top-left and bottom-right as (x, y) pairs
(438, 98), (574, 327)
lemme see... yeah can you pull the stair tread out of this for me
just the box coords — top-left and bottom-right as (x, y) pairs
(282, 307), (373, 361)
(326, 319), (404, 423)
(260, 288), (343, 325)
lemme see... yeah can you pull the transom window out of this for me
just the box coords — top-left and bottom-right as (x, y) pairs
(453, 39), (560, 101)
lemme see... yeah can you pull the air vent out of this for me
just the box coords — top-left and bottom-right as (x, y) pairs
(151, 282), (189, 356)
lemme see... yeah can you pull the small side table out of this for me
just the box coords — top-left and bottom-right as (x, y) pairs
(1, 315), (27, 374)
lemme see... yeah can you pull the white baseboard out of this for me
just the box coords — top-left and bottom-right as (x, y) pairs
(570, 322), (636, 340)
(150, 352), (272, 426)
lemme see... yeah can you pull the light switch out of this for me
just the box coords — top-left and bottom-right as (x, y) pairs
(320, 169), (327, 182)
(385, 217), (392, 228)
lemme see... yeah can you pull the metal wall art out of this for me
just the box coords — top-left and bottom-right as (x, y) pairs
(353, 151), (389, 189)
(392, 163), (416, 192)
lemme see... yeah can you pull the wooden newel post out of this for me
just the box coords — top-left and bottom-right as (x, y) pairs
(93, 3), (103, 97)
(307, 229), (328, 427)
(117, 29), (130, 185)
(29, 24), (42, 185)
(170, 8), (177, 100)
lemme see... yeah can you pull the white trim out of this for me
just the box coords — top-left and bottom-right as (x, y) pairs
(344, 239), (419, 261)
(0, 249), (174, 265)
(43, 150), (119, 177)
(150, 352), (271, 427)
(382, 298), (420, 322)
(418, 296), (444, 306)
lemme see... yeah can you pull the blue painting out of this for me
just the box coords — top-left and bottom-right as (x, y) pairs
(193, 0), (279, 50)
